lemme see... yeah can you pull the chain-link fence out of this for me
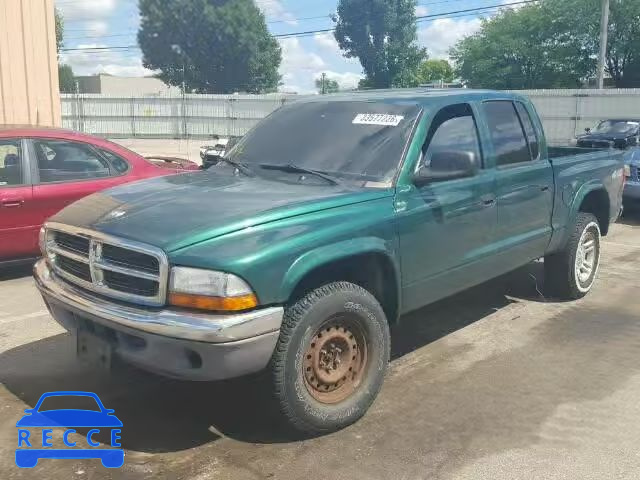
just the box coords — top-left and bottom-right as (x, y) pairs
(61, 89), (640, 144)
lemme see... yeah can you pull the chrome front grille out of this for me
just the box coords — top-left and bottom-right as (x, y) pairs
(632, 165), (640, 182)
(44, 222), (169, 307)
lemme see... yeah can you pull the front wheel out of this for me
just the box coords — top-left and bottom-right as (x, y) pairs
(269, 282), (390, 435)
(545, 213), (602, 299)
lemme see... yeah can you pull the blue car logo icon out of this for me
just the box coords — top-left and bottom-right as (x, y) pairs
(16, 391), (123, 468)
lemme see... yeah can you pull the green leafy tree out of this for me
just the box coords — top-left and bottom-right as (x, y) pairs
(138, 0), (282, 93)
(58, 64), (76, 93)
(417, 59), (454, 84)
(55, 8), (64, 53)
(451, 2), (592, 89)
(315, 76), (340, 94)
(55, 8), (75, 93)
(451, 0), (640, 89)
(604, 0), (640, 87)
(334, 0), (426, 89)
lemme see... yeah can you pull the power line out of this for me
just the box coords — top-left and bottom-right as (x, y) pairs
(274, 0), (537, 38)
(60, 0), (534, 51)
(265, 0), (476, 25)
(64, 33), (137, 40)
(60, 45), (139, 52)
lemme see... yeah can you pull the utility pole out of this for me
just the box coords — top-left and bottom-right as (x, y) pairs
(597, 0), (610, 89)
(321, 72), (327, 95)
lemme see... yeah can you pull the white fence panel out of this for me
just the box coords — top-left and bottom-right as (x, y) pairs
(61, 89), (640, 144)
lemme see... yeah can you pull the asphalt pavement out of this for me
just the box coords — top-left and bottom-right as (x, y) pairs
(1, 214), (639, 480)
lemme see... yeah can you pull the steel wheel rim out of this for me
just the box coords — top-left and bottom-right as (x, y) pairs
(576, 228), (597, 285)
(302, 315), (368, 404)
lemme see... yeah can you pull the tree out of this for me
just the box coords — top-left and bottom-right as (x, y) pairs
(55, 8), (64, 53)
(604, 0), (640, 87)
(138, 0), (281, 94)
(417, 59), (454, 84)
(451, 0), (640, 89)
(59, 64), (76, 93)
(55, 8), (75, 93)
(315, 75), (340, 94)
(333, 0), (426, 89)
(451, 2), (592, 89)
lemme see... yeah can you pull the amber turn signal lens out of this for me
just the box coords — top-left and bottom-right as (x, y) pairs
(169, 293), (258, 312)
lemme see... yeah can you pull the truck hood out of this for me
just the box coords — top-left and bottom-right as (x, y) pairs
(50, 171), (392, 252)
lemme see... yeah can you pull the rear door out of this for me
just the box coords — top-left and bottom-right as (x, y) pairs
(0, 138), (37, 260)
(30, 139), (129, 228)
(483, 100), (554, 269)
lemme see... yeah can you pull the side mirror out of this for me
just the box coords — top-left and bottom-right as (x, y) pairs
(585, 127), (592, 134)
(414, 150), (478, 185)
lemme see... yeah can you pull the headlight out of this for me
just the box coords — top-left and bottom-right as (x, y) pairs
(168, 267), (257, 312)
(624, 165), (631, 178)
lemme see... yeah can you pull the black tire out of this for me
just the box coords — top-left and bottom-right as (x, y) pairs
(544, 212), (602, 299)
(269, 281), (390, 435)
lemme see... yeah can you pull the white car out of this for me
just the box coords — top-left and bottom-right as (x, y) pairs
(200, 138), (230, 161)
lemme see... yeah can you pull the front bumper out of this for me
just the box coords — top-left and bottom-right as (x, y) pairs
(34, 259), (283, 381)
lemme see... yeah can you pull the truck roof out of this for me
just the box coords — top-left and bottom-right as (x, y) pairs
(297, 88), (530, 106)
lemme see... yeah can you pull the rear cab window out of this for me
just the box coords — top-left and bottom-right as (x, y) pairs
(483, 101), (532, 167)
(515, 102), (540, 160)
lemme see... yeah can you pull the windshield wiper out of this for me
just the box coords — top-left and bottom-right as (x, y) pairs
(259, 163), (341, 186)
(215, 158), (254, 177)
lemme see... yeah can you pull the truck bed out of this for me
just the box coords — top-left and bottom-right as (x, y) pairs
(548, 145), (610, 159)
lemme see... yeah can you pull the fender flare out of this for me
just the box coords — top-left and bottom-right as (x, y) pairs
(279, 237), (400, 310)
(567, 180), (607, 222)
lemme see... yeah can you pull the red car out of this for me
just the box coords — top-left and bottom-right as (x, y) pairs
(0, 126), (196, 266)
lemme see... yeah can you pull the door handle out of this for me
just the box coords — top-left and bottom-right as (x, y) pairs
(480, 195), (496, 207)
(540, 186), (550, 192)
(1, 198), (25, 208)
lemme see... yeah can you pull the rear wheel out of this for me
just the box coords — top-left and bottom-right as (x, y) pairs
(269, 282), (390, 435)
(545, 213), (601, 299)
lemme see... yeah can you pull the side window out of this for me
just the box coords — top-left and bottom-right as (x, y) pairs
(98, 149), (129, 174)
(34, 140), (112, 183)
(483, 101), (531, 166)
(421, 104), (482, 170)
(0, 139), (24, 186)
(515, 102), (539, 160)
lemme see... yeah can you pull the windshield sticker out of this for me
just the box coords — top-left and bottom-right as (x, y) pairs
(353, 114), (404, 126)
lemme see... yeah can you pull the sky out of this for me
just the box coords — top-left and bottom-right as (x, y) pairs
(56, 0), (519, 94)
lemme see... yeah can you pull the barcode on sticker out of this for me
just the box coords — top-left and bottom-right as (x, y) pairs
(353, 114), (404, 126)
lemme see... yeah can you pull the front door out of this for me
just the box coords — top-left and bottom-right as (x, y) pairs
(0, 139), (37, 261)
(397, 103), (497, 314)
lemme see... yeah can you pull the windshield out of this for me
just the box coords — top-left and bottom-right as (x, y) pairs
(593, 120), (639, 135)
(226, 100), (422, 184)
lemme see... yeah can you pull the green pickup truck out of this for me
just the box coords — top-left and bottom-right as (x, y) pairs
(35, 90), (625, 434)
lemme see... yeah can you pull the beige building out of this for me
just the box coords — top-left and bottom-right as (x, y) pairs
(0, 0), (61, 126)
(75, 74), (180, 96)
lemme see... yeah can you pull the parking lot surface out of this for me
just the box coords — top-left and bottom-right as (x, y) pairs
(1, 215), (639, 480)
